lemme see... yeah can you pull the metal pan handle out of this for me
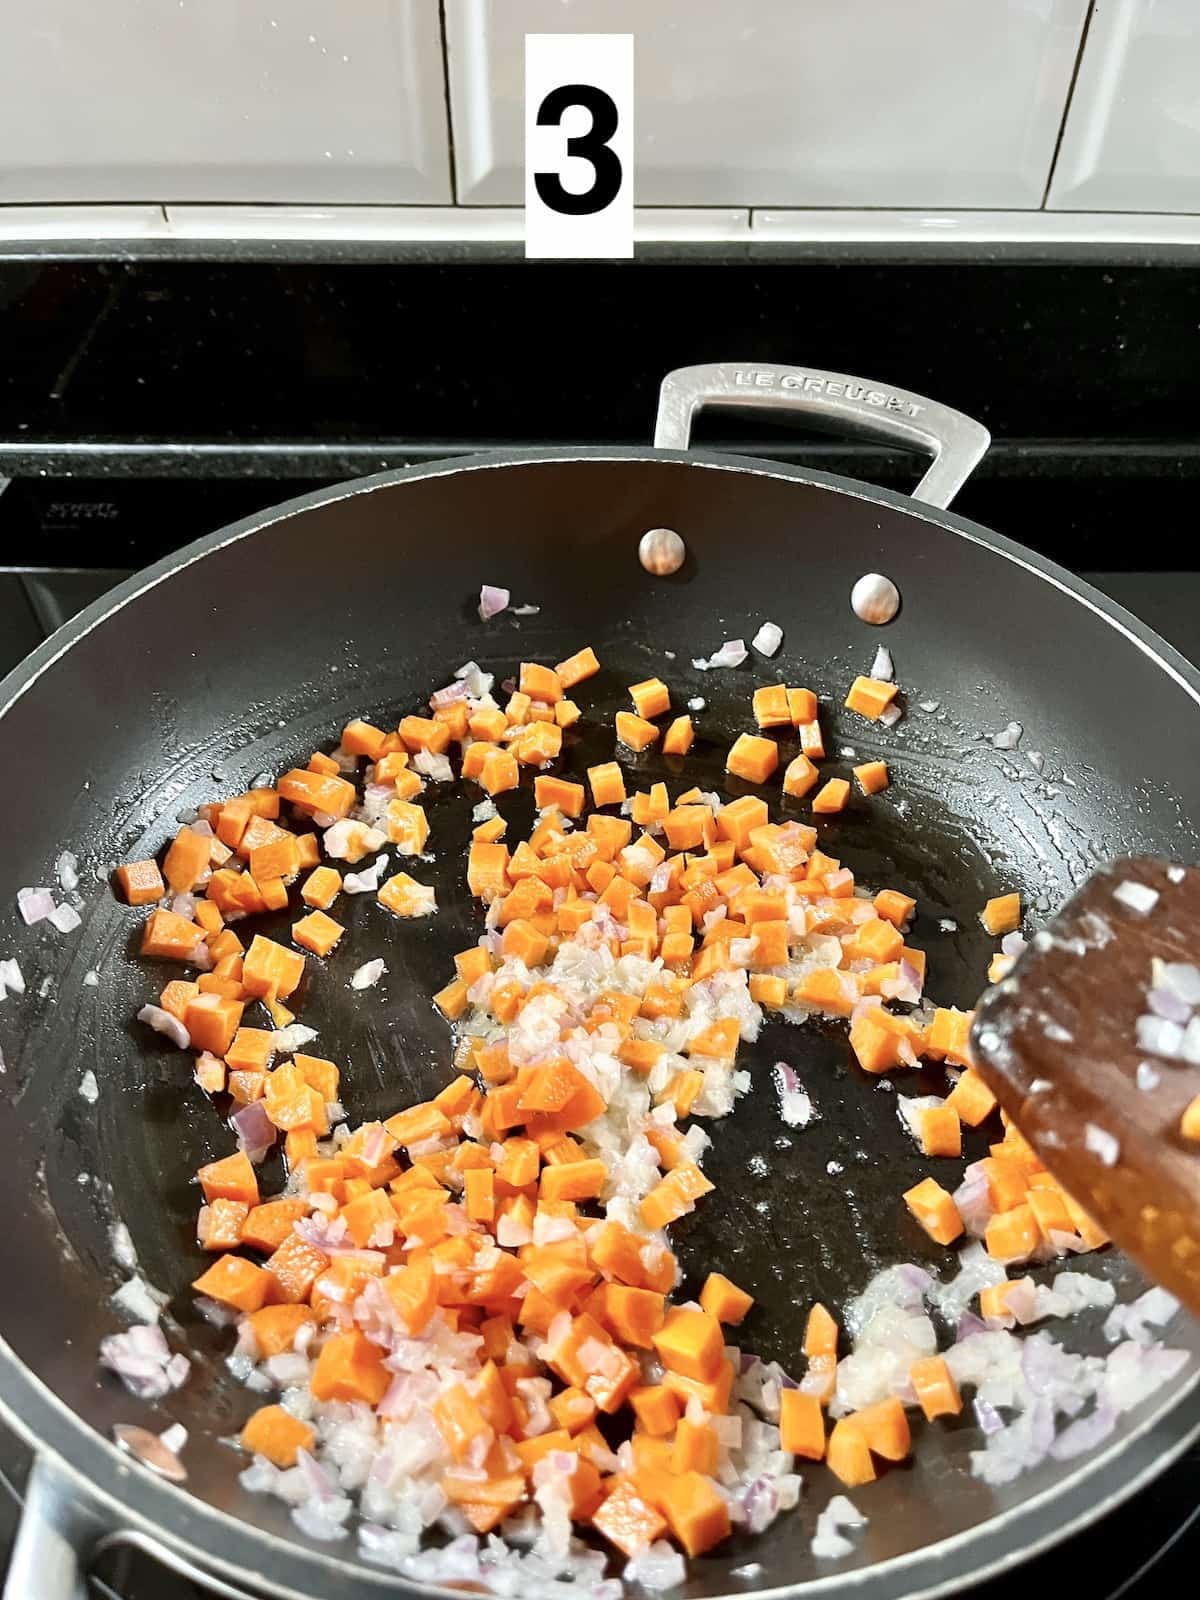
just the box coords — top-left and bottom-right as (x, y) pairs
(654, 361), (989, 509)
(5, 1455), (259, 1600)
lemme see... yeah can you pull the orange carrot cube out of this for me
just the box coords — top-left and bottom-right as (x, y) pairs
(555, 646), (600, 688)
(726, 733), (779, 784)
(812, 778), (850, 813)
(845, 676), (899, 721)
(615, 711), (660, 751)
(854, 760), (890, 795)
(588, 762), (627, 808)
(629, 678), (670, 719)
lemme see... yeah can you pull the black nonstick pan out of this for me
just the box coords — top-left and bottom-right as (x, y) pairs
(0, 364), (1196, 1600)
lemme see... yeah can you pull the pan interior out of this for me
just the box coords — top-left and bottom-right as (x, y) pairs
(0, 455), (1196, 1596)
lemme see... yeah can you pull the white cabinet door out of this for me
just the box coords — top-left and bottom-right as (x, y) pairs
(0, 0), (451, 204)
(1049, 0), (1200, 210)
(446, 0), (1088, 208)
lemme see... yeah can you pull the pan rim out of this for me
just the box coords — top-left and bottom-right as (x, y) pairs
(0, 445), (1196, 1598)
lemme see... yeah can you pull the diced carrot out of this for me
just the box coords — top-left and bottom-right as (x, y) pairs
(593, 1480), (667, 1559)
(519, 662), (563, 704)
(398, 715), (451, 755)
(200, 1197), (248, 1250)
(910, 1355), (962, 1421)
(662, 715), (694, 756)
(158, 979), (199, 1023)
(341, 718), (388, 759)
(853, 1397), (911, 1460)
(699, 1272), (754, 1325)
(630, 1385), (682, 1438)
(748, 973), (787, 1008)
(980, 1156), (1028, 1211)
(919, 1105), (962, 1158)
(242, 934), (306, 1000)
(310, 1330), (389, 1405)
(295, 1053), (340, 1102)
(812, 778), (850, 814)
(804, 1302), (838, 1362)
(192, 1253), (272, 1312)
(307, 750), (340, 776)
(845, 676), (899, 721)
(779, 1389), (826, 1460)
(751, 684), (790, 729)
(658, 1470), (730, 1557)
(827, 1418), (876, 1486)
(475, 748), (516, 796)
(903, 1177), (964, 1245)
(240, 1198), (306, 1253)
(540, 1158), (606, 1204)
(277, 767), (356, 819)
(981, 892), (1021, 935)
(554, 699), (582, 729)
(240, 1404), (314, 1469)
(787, 687), (817, 725)
(923, 1006), (976, 1066)
(225, 1027), (275, 1073)
(555, 646), (600, 688)
(726, 732), (779, 784)
(671, 1417), (718, 1476)
(184, 993), (244, 1056)
(661, 1357), (735, 1416)
(140, 908), (204, 962)
(615, 711), (660, 752)
(163, 827), (212, 894)
(781, 753), (819, 799)
(874, 888), (916, 928)
(854, 760), (890, 795)
(529, 776), (583, 820)
(300, 865), (341, 910)
(115, 858), (165, 906)
(629, 678), (670, 719)
(514, 722), (563, 766)
(985, 1203), (1040, 1264)
(265, 1231), (329, 1303)
(652, 1306), (723, 1381)
(377, 872), (437, 917)
(292, 909), (345, 957)
(797, 966), (858, 1018)
(248, 1303), (315, 1357)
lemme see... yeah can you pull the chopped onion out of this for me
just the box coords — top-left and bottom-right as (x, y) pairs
(1147, 985), (1191, 1024)
(55, 851), (80, 893)
(78, 1070), (99, 1103)
(870, 645), (894, 682)
(231, 1100), (277, 1162)
(625, 1541), (686, 1589)
(0, 958), (25, 997)
(428, 679), (469, 710)
(992, 721), (1023, 750)
(1136, 1061), (1161, 1092)
(413, 750), (453, 782)
(1136, 1014), (1182, 1058)
(1084, 1123), (1119, 1167)
(751, 622), (783, 657)
(1113, 880), (1159, 914)
(351, 959), (386, 991)
(343, 855), (389, 894)
(1159, 960), (1200, 1005)
(137, 1004), (190, 1049)
(478, 585), (510, 621)
(17, 887), (54, 926)
(692, 639), (747, 671)
(48, 902), (82, 934)
(878, 702), (903, 727)
(271, 1023), (319, 1055)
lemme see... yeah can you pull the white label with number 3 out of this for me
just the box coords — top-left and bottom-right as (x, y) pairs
(525, 34), (633, 260)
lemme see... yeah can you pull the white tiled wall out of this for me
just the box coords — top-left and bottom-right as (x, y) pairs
(1049, 0), (1200, 211)
(0, 0), (451, 204)
(3, 1), (1200, 233)
(445, 0), (1089, 209)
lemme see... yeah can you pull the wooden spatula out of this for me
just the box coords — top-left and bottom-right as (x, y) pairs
(971, 857), (1200, 1314)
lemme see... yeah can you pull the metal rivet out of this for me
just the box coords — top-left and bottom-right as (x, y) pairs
(851, 572), (900, 625)
(639, 527), (686, 576)
(113, 1423), (188, 1483)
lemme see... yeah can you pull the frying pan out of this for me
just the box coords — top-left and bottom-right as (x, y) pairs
(0, 363), (1197, 1600)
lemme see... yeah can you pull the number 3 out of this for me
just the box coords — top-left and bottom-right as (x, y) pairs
(534, 85), (623, 216)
